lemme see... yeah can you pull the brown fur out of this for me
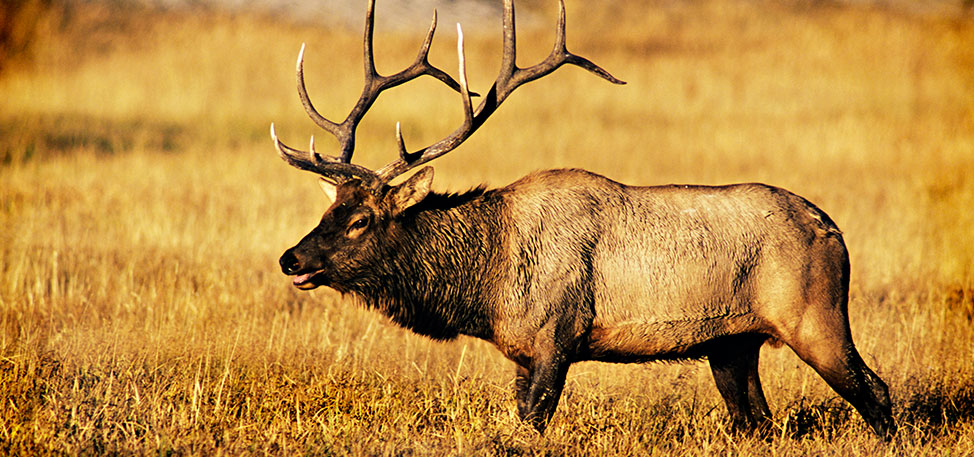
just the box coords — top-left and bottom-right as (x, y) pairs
(278, 167), (895, 438)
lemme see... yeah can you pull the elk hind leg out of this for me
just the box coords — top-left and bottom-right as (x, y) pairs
(787, 312), (895, 439)
(791, 339), (894, 439)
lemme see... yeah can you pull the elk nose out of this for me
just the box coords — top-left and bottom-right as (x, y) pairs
(279, 250), (301, 275)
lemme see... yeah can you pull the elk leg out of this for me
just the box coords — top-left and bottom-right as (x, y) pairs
(514, 364), (531, 419)
(515, 326), (573, 434)
(519, 355), (570, 433)
(709, 339), (759, 432)
(791, 341), (895, 439)
(745, 355), (775, 433)
(734, 335), (774, 432)
(709, 335), (776, 434)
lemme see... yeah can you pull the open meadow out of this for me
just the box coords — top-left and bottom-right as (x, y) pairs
(1, 0), (973, 454)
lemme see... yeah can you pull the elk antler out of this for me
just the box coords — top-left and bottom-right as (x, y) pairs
(271, 0), (471, 187)
(374, 0), (625, 184)
(273, 0), (625, 191)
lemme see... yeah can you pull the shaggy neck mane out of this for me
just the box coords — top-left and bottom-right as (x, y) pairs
(353, 187), (505, 341)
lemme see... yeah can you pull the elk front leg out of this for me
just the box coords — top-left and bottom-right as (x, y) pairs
(514, 347), (571, 433)
(515, 364), (531, 418)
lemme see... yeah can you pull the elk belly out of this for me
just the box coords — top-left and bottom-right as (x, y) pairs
(585, 313), (763, 363)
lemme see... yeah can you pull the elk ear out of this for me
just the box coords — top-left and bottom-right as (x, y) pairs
(388, 166), (434, 215)
(318, 178), (337, 204)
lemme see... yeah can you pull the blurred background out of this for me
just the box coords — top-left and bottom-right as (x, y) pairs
(1, 0), (972, 454)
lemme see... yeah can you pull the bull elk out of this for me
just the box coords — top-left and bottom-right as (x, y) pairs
(271, 0), (895, 438)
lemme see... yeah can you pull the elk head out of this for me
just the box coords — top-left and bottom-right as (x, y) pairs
(273, 0), (623, 291)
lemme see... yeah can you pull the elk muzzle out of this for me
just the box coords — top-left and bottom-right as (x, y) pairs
(279, 249), (302, 275)
(279, 248), (327, 290)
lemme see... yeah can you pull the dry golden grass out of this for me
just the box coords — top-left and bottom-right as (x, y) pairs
(1, 0), (973, 454)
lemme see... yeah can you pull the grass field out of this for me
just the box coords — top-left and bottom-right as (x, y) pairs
(2, 0), (974, 454)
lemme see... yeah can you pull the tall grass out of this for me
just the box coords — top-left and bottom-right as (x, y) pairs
(1, 0), (973, 454)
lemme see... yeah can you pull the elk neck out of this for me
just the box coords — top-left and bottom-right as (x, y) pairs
(350, 187), (509, 341)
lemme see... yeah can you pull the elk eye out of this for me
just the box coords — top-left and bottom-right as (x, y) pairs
(348, 216), (369, 231)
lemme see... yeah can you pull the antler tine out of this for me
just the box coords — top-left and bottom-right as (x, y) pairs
(497, 0), (517, 89)
(395, 122), (408, 160)
(271, 124), (380, 186)
(296, 42), (358, 164)
(362, 0), (378, 78)
(410, 10), (478, 97)
(500, 0), (625, 99)
(457, 24), (475, 128)
(296, 44), (343, 138)
(374, 0), (625, 185)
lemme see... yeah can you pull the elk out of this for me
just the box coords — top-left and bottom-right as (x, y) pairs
(271, 0), (895, 438)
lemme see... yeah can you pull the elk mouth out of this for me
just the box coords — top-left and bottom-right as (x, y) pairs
(292, 270), (327, 290)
